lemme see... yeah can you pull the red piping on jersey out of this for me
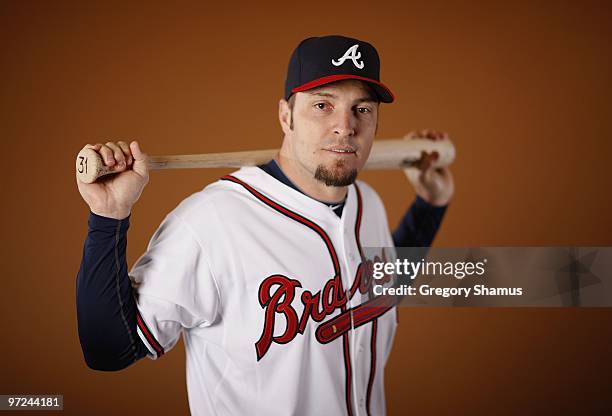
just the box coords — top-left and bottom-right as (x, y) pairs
(136, 309), (164, 358)
(366, 320), (378, 415)
(221, 174), (354, 416)
(354, 184), (377, 416)
(348, 263), (362, 299)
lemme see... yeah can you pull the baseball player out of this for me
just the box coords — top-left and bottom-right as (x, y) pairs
(76, 35), (453, 416)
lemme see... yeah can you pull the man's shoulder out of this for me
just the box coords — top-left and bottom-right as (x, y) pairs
(170, 167), (268, 221)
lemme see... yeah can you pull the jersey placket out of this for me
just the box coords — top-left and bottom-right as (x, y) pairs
(337, 185), (371, 416)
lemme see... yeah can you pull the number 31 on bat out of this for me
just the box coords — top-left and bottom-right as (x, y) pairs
(78, 156), (88, 174)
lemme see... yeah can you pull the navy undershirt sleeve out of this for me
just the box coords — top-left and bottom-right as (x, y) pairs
(76, 212), (149, 371)
(392, 196), (448, 247)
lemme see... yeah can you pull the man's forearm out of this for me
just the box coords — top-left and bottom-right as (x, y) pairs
(393, 196), (448, 247)
(76, 212), (148, 371)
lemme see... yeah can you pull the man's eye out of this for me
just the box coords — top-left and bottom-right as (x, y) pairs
(357, 107), (371, 114)
(314, 103), (329, 110)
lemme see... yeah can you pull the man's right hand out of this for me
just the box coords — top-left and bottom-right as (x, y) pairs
(76, 141), (149, 219)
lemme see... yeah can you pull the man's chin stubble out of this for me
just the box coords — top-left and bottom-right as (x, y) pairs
(314, 162), (358, 187)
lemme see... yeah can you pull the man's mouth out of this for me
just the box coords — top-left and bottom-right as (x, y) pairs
(324, 146), (357, 155)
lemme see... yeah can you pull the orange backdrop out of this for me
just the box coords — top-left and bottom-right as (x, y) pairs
(2, 1), (611, 414)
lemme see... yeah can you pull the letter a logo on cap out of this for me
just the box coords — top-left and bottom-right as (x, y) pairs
(331, 44), (364, 69)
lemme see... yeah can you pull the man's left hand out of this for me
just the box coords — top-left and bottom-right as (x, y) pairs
(403, 129), (455, 207)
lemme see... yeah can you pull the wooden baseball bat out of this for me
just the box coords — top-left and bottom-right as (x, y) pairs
(75, 138), (455, 184)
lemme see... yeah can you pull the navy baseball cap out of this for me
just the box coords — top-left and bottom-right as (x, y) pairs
(284, 35), (394, 103)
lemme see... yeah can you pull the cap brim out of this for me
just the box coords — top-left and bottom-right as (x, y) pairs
(291, 74), (395, 103)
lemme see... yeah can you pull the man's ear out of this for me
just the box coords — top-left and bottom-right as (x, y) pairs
(278, 98), (292, 134)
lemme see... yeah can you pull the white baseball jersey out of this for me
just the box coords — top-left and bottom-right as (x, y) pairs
(129, 166), (398, 416)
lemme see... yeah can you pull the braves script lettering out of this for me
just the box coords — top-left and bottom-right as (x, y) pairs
(255, 252), (392, 360)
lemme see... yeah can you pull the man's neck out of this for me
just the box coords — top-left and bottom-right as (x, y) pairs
(276, 153), (348, 204)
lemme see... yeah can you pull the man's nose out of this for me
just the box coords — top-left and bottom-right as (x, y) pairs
(333, 109), (357, 137)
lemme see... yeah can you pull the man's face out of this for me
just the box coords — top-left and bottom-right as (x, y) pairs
(281, 80), (379, 187)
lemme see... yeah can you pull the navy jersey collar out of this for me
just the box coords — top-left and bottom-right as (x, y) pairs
(258, 159), (346, 217)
